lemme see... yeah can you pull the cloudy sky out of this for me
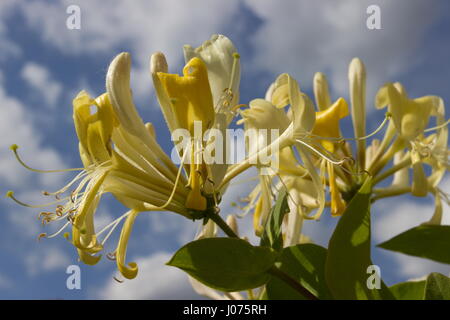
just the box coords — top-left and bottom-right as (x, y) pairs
(0, 0), (448, 299)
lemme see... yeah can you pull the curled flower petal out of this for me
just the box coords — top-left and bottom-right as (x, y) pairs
(116, 210), (139, 279)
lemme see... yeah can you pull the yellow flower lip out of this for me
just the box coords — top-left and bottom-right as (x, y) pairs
(73, 91), (117, 165)
(156, 57), (215, 135)
(311, 97), (349, 152)
(376, 82), (441, 141)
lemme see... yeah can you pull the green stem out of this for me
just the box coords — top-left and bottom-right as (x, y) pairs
(372, 157), (411, 186)
(267, 266), (318, 300)
(205, 209), (318, 300)
(205, 210), (239, 238)
(371, 186), (411, 202)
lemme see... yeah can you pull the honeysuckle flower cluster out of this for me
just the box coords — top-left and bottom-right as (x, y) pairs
(8, 34), (241, 280)
(235, 57), (449, 250)
(8, 33), (448, 295)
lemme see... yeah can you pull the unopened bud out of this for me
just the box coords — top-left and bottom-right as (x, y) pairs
(150, 51), (168, 74)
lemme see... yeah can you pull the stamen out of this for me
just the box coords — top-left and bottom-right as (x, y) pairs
(306, 113), (391, 142)
(107, 252), (117, 261)
(113, 276), (124, 283)
(424, 118), (450, 132)
(10, 144), (83, 173)
(295, 139), (346, 165)
(151, 148), (188, 210)
(97, 213), (129, 238)
(43, 170), (89, 196)
(99, 215), (127, 246)
(6, 191), (68, 208)
(37, 233), (47, 241)
(232, 104), (247, 112)
(46, 221), (71, 239)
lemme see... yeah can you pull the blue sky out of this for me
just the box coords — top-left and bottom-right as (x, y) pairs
(0, 0), (449, 299)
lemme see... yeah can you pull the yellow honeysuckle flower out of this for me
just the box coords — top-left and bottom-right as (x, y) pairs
(184, 34), (241, 124)
(9, 33), (246, 280)
(311, 97), (349, 153)
(156, 56), (215, 211)
(237, 73), (331, 238)
(70, 83), (193, 278)
(183, 35), (241, 195)
(310, 96), (349, 217)
(9, 51), (217, 280)
(156, 57), (215, 135)
(348, 58), (367, 167)
(151, 35), (241, 207)
(283, 177), (319, 247)
(313, 72), (332, 111)
(375, 83), (445, 197)
(375, 82), (441, 142)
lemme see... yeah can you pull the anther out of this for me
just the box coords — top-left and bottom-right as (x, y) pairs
(37, 233), (47, 241)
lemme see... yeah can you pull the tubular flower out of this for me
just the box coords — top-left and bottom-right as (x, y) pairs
(237, 72), (337, 241)
(9, 35), (245, 280)
(375, 82), (446, 197)
(311, 88), (350, 217)
(152, 34), (241, 207)
(237, 56), (448, 245)
(9, 45), (241, 279)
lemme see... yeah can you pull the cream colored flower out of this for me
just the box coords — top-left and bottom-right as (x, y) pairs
(151, 34), (241, 203)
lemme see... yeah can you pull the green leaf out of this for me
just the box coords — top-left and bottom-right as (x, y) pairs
(378, 225), (450, 264)
(390, 281), (426, 300)
(390, 273), (450, 300)
(260, 189), (289, 251)
(425, 272), (450, 300)
(325, 177), (394, 300)
(266, 244), (332, 299)
(167, 238), (278, 292)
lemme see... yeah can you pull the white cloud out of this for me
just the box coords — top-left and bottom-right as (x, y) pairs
(147, 213), (198, 245)
(18, 0), (241, 100)
(373, 177), (450, 243)
(392, 254), (450, 280)
(96, 252), (199, 299)
(0, 0), (21, 61)
(244, 0), (440, 104)
(21, 62), (62, 108)
(24, 246), (71, 276)
(0, 80), (66, 188)
(0, 67), (72, 282)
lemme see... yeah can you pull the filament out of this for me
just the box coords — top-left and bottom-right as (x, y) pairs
(10, 144), (83, 173)
(6, 191), (68, 208)
(295, 139), (346, 165)
(100, 217), (124, 246)
(424, 118), (450, 132)
(43, 170), (89, 196)
(151, 147), (188, 210)
(46, 221), (71, 239)
(307, 113), (390, 142)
